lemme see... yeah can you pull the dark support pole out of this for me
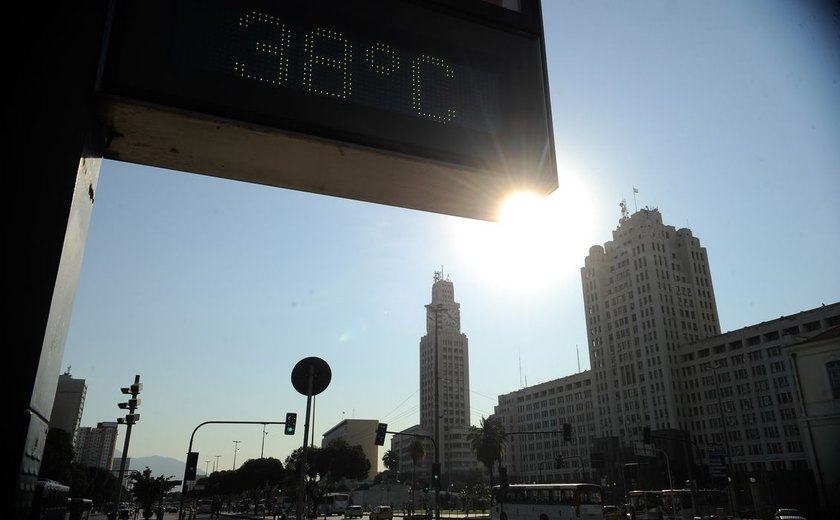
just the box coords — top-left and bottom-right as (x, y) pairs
(297, 366), (315, 520)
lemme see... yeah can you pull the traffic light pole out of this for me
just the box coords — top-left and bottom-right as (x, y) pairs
(178, 419), (290, 520)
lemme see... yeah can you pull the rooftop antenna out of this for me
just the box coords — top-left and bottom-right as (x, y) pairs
(619, 199), (629, 224)
(518, 348), (523, 389)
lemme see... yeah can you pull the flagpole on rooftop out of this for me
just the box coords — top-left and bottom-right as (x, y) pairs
(632, 186), (639, 212)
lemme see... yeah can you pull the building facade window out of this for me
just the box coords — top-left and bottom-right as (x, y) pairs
(828, 360), (840, 399)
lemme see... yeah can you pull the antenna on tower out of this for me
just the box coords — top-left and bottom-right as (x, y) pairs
(619, 199), (629, 224)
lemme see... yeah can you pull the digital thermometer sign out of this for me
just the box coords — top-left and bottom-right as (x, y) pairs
(172, 3), (501, 133)
(99, 0), (557, 220)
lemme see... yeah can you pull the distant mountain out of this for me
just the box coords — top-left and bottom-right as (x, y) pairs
(114, 452), (199, 480)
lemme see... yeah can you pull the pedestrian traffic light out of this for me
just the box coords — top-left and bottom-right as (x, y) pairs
(375, 423), (388, 446)
(285, 412), (297, 435)
(431, 463), (440, 488)
(643, 426), (651, 444)
(563, 423), (572, 441)
(555, 454), (564, 469)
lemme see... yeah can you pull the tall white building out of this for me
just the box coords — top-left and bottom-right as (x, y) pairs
(75, 421), (119, 469)
(581, 206), (721, 440)
(394, 271), (479, 483)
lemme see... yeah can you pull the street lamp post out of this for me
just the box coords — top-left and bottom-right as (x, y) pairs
(232, 440), (241, 470)
(261, 424), (268, 458)
(707, 362), (737, 515)
(654, 449), (673, 491)
(214, 455), (220, 472)
(178, 420), (288, 520)
(622, 462), (640, 502)
(425, 303), (444, 520)
(116, 375), (142, 507)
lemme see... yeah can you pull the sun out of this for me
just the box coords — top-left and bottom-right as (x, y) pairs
(451, 168), (595, 291)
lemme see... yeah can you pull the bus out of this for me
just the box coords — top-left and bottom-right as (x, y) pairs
(490, 483), (605, 520)
(31, 479), (70, 520)
(627, 490), (662, 520)
(319, 493), (351, 515)
(661, 489), (728, 520)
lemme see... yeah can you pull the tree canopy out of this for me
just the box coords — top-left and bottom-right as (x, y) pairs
(283, 438), (370, 517)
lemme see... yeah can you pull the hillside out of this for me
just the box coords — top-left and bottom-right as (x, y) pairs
(114, 453), (204, 480)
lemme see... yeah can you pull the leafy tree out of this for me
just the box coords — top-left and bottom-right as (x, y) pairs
(238, 457), (284, 491)
(129, 467), (179, 519)
(39, 428), (75, 484)
(283, 439), (370, 517)
(73, 466), (121, 508)
(203, 468), (239, 499)
(467, 416), (508, 486)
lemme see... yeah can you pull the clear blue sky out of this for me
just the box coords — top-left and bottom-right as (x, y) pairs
(62, 0), (839, 476)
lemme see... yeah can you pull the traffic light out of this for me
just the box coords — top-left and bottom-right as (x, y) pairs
(643, 426), (651, 444)
(499, 466), (509, 489)
(185, 452), (199, 480)
(555, 454), (564, 469)
(285, 412), (297, 435)
(375, 423), (388, 446)
(563, 423), (572, 441)
(431, 463), (440, 488)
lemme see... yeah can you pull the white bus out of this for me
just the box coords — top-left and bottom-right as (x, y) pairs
(627, 490), (662, 520)
(319, 492), (351, 515)
(661, 489), (728, 520)
(491, 483), (605, 520)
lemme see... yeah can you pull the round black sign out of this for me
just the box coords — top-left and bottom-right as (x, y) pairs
(291, 357), (332, 396)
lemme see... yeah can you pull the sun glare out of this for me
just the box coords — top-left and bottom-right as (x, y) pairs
(451, 168), (595, 291)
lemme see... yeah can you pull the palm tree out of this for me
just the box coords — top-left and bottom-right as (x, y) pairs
(467, 416), (508, 486)
(382, 449), (399, 475)
(382, 449), (399, 505)
(408, 440), (425, 512)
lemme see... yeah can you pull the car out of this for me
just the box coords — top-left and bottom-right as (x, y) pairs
(604, 505), (622, 520)
(164, 505), (178, 513)
(369, 505), (393, 520)
(196, 499), (214, 514)
(345, 505), (364, 518)
(774, 508), (806, 520)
